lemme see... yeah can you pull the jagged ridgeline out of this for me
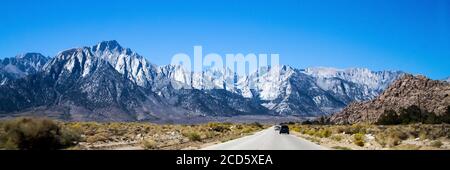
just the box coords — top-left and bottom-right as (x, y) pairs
(0, 41), (405, 122)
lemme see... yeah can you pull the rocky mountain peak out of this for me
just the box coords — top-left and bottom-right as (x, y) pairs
(92, 40), (136, 57)
(0, 53), (50, 84)
(329, 74), (450, 124)
(45, 41), (157, 87)
(93, 40), (123, 51)
(15, 53), (47, 60)
(2, 52), (48, 65)
(303, 67), (404, 90)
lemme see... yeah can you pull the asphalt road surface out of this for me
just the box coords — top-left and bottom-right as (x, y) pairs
(202, 127), (328, 150)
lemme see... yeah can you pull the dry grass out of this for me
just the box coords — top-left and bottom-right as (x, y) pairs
(0, 118), (269, 150)
(26, 120), (267, 150)
(430, 140), (443, 148)
(142, 138), (157, 150)
(290, 123), (450, 150)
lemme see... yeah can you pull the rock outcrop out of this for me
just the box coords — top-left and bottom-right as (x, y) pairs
(329, 74), (450, 124)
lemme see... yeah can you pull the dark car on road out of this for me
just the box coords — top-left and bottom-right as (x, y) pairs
(279, 125), (289, 134)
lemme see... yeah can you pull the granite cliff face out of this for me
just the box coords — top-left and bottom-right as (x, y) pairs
(329, 75), (450, 124)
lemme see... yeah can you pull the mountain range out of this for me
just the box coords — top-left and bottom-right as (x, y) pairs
(0, 40), (406, 122)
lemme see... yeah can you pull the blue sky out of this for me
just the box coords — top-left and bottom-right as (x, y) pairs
(0, 0), (449, 79)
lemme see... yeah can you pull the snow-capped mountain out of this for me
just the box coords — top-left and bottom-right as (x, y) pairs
(0, 53), (50, 85)
(0, 41), (270, 121)
(91, 40), (158, 87)
(0, 46), (172, 121)
(302, 67), (404, 103)
(248, 65), (346, 116)
(158, 65), (403, 116)
(303, 67), (403, 92)
(0, 40), (405, 122)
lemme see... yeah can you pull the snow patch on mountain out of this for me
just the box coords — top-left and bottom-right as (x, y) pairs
(303, 67), (403, 90)
(302, 67), (404, 101)
(91, 40), (158, 87)
(0, 53), (50, 85)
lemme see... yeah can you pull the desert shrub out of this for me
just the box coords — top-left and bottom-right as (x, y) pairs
(86, 132), (109, 143)
(331, 135), (343, 142)
(353, 133), (365, 147)
(208, 123), (230, 133)
(241, 127), (255, 134)
(376, 128), (408, 147)
(59, 127), (82, 146)
(317, 129), (332, 138)
(0, 117), (80, 150)
(106, 123), (127, 136)
(413, 125), (449, 140)
(375, 133), (387, 147)
(305, 129), (316, 136)
(204, 131), (216, 139)
(234, 124), (243, 130)
(72, 122), (101, 136)
(391, 128), (408, 138)
(385, 136), (401, 147)
(355, 124), (368, 134)
(290, 125), (301, 132)
(418, 130), (428, 140)
(335, 126), (346, 133)
(342, 124), (367, 135)
(184, 132), (201, 142)
(250, 122), (263, 129)
(142, 138), (158, 150)
(430, 140), (443, 148)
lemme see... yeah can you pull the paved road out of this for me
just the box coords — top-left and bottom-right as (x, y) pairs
(202, 127), (328, 150)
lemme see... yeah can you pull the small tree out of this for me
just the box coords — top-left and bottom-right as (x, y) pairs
(423, 112), (439, 124)
(440, 106), (450, 124)
(398, 105), (422, 124)
(302, 120), (312, 125)
(376, 109), (399, 125)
